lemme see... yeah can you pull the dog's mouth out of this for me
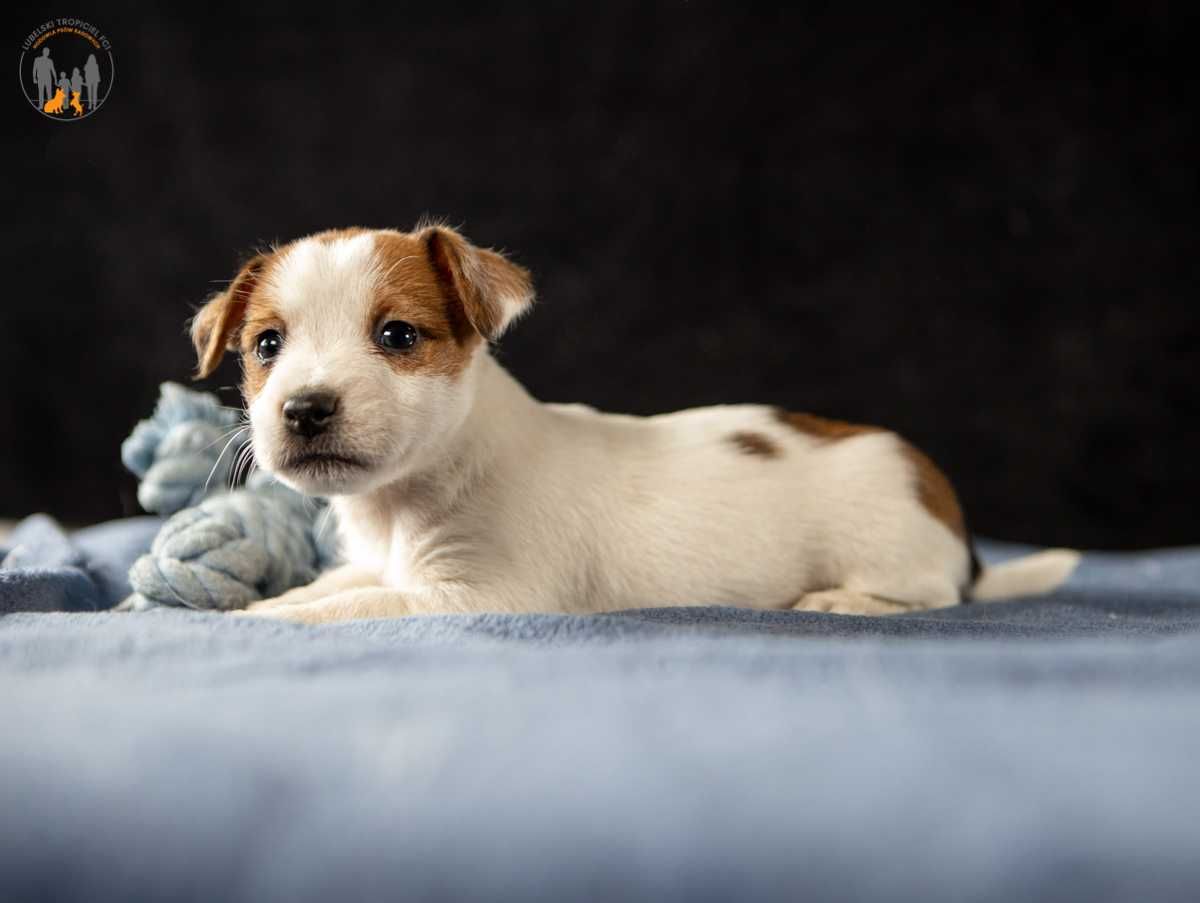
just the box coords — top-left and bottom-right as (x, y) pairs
(278, 451), (369, 473)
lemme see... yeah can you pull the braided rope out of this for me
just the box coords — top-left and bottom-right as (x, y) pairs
(121, 383), (338, 611)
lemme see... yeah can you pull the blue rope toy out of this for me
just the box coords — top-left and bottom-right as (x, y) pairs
(119, 383), (338, 611)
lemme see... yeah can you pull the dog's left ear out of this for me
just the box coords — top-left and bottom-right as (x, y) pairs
(420, 225), (534, 340)
(190, 253), (268, 379)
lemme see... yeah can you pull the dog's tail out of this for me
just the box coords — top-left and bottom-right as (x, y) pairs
(969, 548), (1081, 602)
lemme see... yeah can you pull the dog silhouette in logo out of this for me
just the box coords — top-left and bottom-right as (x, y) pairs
(43, 87), (65, 114)
(70, 91), (84, 117)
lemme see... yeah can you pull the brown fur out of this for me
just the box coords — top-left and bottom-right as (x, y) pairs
(774, 407), (968, 541)
(421, 226), (532, 340)
(369, 231), (483, 379)
(899, 443), (969, 541)
(191, 254), (270, 380)
(728, 431), (780, 457)
(773, 408), (879, 441)
(237, 287), (286, 400)
(192, 226), (532, 391)
(311, 227), (370, 245)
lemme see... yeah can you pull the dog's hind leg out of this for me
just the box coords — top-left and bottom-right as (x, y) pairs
(792, 589), (912, 616)
(793, 572), (961, 616)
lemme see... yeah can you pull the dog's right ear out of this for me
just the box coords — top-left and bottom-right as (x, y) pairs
(190, 253), (268, 379)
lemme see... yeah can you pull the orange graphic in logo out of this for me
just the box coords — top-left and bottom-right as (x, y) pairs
(69, 90), (83, 116)
(43, 86), (64, 113)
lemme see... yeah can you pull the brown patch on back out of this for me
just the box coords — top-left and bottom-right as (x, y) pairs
(775, 406), (969, 540)
(773, 408), (881, 442)
(774, 405), (975, 592)
(899, 442), (969, 541)
(728, 431), (781, 458)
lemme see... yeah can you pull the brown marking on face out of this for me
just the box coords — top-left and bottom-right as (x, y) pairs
(237, 279), (286, 401)
(310, 226), (370, 245)
(773, 408), (881, 442)
(193, 225), (527, 402)
(899, 442), (969, 541)
(191, 253), (270, 379)
(369, 231), (484, 379)
(728, 430), (781, 458)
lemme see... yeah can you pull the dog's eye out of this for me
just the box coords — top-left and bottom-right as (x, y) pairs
(378, 321), (419, 351)
(256, 330), (283, 364)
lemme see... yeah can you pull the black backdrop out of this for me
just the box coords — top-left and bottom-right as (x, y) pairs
(4, 4), (1196, 547)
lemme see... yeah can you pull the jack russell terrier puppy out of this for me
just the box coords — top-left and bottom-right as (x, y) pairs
(190, 224), (1079, 624)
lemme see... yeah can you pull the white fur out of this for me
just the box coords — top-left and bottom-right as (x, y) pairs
(971, 549), (1081, 601)
(250, 234), (474, 497)
(237, 232), (1075, 623)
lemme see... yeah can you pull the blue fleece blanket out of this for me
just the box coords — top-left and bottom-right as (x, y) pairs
(2, 516), (1200, 902)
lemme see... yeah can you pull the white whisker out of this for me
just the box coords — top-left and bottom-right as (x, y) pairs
(197, 423), (250, 454)
(377, 255), (417, 286)
(231, 440), (255, 488)
(204, 427), (248, 494)
(315, 505), (335, 543)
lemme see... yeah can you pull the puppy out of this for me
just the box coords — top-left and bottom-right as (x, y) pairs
(43, 88), (64, 114)
(190, 224), (1078, 624)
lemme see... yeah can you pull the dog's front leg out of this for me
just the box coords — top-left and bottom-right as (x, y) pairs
(243, 564), (380, 612)
(236, 586), (413, 624)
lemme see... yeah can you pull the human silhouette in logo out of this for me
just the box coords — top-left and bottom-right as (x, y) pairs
(84, 54), (101, 110)
(56, 70), (70, 106)
(31, 47), (56, 108)
(70, 66), (82, 98)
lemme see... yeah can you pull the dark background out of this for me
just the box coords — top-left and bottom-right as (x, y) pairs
(3, 3), (1196, 547)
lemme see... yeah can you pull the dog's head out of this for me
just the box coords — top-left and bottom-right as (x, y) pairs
(191, 225), (534, 496)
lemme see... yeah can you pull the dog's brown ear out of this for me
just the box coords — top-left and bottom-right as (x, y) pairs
(190, 253), (268, 379)
(420, 225), (534, 341)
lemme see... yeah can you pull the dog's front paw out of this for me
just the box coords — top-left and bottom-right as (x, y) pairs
(229, 607), (302, 619)
(229, 596), (312, 619)
(241, 596), (291, 614)
(233, 587), (407, 624)
(233, 606), (299, 620)
(232, 599), (336, 624)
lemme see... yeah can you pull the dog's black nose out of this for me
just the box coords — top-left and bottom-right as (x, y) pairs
(283, 391), (339, 438)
